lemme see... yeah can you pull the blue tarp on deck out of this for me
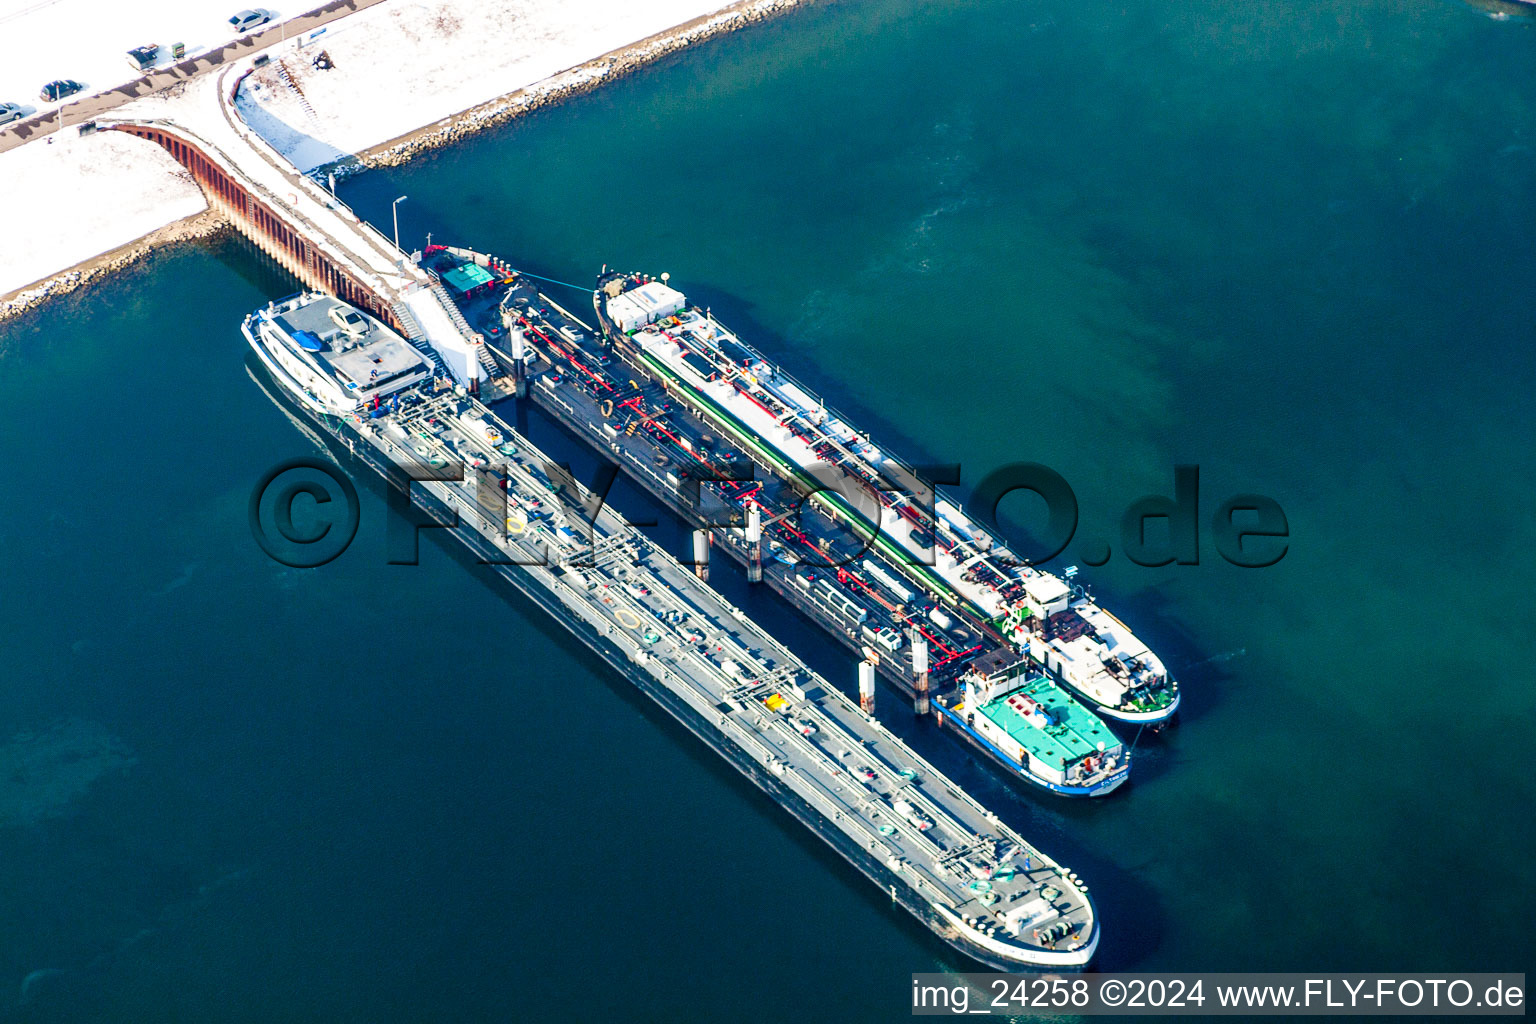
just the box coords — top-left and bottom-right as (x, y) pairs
(442, 263), (496, 294)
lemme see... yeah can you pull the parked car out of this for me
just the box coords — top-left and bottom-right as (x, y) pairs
(228, 8), (276, 33)
(126, 44), (160, 72)
(0, 102), (24, 126)
(39, 80), (83, 103)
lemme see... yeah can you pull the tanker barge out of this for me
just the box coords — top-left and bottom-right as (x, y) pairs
(591, 271), (1179, 728)
(242, 290), (1101, 967)
(419, 246), (1128, 797)
(582, 271), (1177, 790)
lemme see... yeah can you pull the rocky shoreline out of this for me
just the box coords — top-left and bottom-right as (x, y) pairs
(0, 211), (228, 322)
(0, 0), (812, 324)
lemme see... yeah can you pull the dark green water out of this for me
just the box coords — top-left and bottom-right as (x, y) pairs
(2, 0), (1532, 1019)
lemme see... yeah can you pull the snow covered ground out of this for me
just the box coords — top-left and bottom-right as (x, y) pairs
(1, 0), (755, 306)
(0, 129), (206, 297)
(0, 0), (308, 120)
(235, 0), (739, 171)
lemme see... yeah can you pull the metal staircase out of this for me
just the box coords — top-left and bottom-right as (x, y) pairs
(426, 282), (507, 381)
(390, 300), (449, 377)
(476, 344), (502, 377)
(429, 282), (476, 337)
(391, 300), (424, 341)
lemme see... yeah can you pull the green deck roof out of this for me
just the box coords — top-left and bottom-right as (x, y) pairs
(442, 263), (496, 293)
(974, 674), (1118, 768)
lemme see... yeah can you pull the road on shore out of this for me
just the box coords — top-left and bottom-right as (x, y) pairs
(0, 0), (385, 156)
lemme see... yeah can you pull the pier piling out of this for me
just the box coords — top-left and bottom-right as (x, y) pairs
(746, 504), (763, 583)
(911, 629), (931, 716)
(509, 318), (528, 396)
(859, 658), (877, 715)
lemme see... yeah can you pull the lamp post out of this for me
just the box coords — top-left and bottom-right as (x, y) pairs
(391, 195), (408, 251)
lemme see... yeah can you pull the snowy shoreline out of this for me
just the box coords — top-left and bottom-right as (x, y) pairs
(0, 211), (229, 323)
(0, 0), (811, 323)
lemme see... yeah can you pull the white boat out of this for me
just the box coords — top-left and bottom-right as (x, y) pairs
(241, 292), (433, 416)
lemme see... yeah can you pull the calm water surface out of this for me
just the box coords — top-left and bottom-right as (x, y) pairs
(2, 0), (1533, 1019)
